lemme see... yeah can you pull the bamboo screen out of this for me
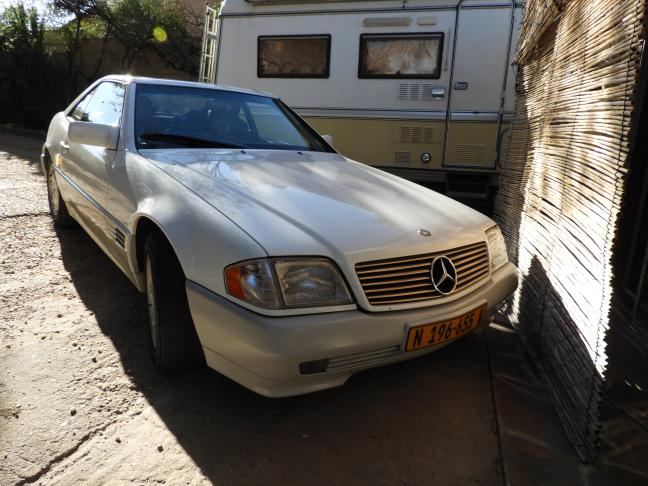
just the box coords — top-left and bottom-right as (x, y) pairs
(494, 0), (646, 460)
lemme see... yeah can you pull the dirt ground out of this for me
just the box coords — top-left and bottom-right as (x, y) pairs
(0, 132), (504, 485)
(1, 132), (646, 486)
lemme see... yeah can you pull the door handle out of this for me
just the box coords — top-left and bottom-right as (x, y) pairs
(431, 86), (446, 99)
(60, 140), (69, 151)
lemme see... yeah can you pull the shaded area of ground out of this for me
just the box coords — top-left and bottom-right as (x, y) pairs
(1, 212), (501, 485)
(1, 131), (646, 485)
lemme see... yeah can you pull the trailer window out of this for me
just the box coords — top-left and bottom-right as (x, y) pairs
(359, 33), (443, 79)
(258, 35), (331, 78)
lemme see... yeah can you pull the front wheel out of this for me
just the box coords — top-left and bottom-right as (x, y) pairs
(46, 161), (74, 226)
(144, 232), (205, 370)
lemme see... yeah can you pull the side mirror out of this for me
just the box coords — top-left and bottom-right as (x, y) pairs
(68, 121), (119, 150)
(321, 134), (334, 146)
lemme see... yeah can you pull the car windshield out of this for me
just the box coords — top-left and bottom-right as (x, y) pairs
(134, 84), (332, 152)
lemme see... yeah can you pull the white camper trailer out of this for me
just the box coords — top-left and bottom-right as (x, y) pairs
(200, 0), (522, 197)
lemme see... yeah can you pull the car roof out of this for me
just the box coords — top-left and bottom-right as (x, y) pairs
(98, 75), (276, 99)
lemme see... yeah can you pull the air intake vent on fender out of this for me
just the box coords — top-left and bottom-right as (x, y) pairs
(114, 228), (126, 249)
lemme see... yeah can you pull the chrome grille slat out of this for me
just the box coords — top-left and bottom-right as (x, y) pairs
(443, 242), (485, 256)
(447, 246), (487, 262)
(362, 275), (430, 287)
(453, 249), (489, 266)
(371, 294), (442, 304)
(355, 241), (490, 306)
(355, 242), (485, 270)
(364, 281), (435, 293)
(455, 261), (486, 276)
(356, 262), (432, 275)
(454, 258), (488, 274)
(457, 268), (490, 286)
(367, 288), (440, 298)
(456, 275), (488, 292)
(358, 269), (430, 281)
(457, 263), (490, 283)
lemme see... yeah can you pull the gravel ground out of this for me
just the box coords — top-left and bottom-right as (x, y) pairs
(0, 132), (503, 485)
(6, 131), (641, 486)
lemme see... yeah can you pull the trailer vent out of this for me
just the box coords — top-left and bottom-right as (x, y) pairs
(397, 83), (423, 101)
(398, 83), (437, 101)
(400, 126), (434, 144)
(397, 84), (409, 100)
(393, 151), (411, 164)
(422, 84), (435, 100)
(455, 144), (486, 164)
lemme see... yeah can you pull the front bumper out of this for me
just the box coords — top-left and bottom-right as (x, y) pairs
(186, 262), (518, 397)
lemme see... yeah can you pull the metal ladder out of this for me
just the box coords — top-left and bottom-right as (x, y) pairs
(198, 4), (219, 84)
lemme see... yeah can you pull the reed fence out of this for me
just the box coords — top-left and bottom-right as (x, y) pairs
(494, 0), (646, 461)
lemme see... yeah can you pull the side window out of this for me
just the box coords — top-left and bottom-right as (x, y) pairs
(69, 89), (95, 121)
(74, 82), (125, 125)
(258, 35), (331, 78)
(358, 33), (444, 79)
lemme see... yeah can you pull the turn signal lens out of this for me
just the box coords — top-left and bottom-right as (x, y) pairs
(225, 259), (281, 309)
(224, 265), (244, 299)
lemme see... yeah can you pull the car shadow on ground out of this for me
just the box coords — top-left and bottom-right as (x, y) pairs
(0, 132), (43, 164)
(54, 224), (501, 485)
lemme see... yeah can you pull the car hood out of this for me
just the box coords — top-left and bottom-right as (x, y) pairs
(141, 149), (494, 264)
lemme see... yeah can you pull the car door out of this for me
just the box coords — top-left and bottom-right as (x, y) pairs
(61, 81), (125, 244)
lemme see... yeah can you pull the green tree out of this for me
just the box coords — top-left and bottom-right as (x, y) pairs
(0, 4), (66, 127)
(51, 0), (108, 100)
(93, 0), (201, 74)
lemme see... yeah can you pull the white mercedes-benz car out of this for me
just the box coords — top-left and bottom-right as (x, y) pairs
(42, 75), (517, 397)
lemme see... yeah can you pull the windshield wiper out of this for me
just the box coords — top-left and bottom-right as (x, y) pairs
(139, 132), (245, 149)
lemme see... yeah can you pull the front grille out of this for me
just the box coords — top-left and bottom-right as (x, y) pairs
(355, 241), (490, 306)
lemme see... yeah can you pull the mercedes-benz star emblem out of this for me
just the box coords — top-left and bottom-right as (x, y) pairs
(431, 256), (457, 295)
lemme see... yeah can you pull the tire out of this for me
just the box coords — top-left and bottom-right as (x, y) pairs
(46, 161), (75, 227)
(144, 231), (205, 370)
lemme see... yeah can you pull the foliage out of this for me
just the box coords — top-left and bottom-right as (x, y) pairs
(50, 1), (109, 99)
(93, 0), (201, 73)
(0, 0), (202, 128)
(0, 4), (67, 128)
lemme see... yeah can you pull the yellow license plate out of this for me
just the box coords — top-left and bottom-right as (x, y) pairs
(405, 304), (488, 352)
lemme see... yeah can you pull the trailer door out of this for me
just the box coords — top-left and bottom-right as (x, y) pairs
(443, 4), (516, 169)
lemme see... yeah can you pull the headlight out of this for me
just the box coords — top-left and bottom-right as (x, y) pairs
(225, 257), (353, 309)
(486, 225), (508, 272)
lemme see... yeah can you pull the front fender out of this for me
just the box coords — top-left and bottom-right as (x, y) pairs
(126, 177), (267, 297)
(42, 112), (68, 174)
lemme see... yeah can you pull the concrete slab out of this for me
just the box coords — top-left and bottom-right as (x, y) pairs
(488, 320), (648, 486)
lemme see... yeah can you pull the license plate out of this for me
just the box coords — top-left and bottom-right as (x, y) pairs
(405, 304), (488, 352)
